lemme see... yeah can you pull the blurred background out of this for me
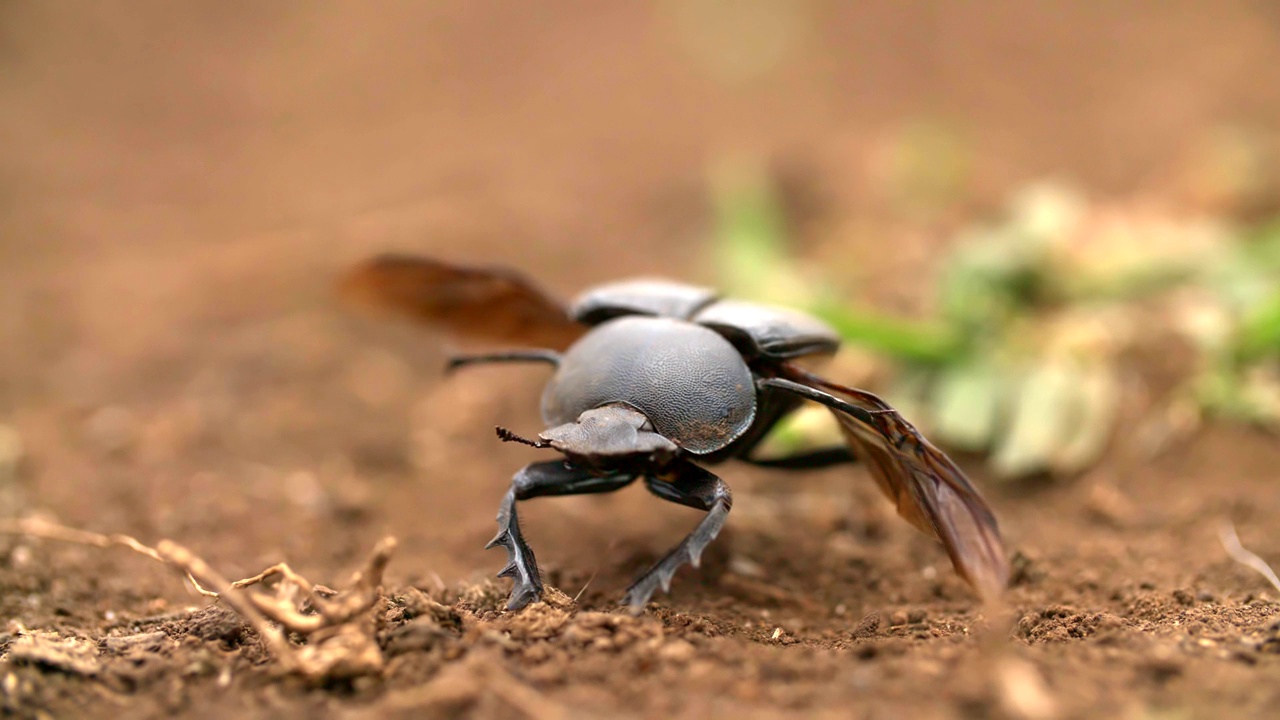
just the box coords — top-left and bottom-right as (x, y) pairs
(3, 0), (1280, 655)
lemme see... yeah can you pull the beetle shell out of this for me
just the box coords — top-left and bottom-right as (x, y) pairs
(569, 279), (718, 325)
(693, 299), (841, 359)
(541, 316), (757, 455)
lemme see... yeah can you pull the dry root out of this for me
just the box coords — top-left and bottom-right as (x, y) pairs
(1218, 519), (1280, 594)
(1, 515), (396, 682)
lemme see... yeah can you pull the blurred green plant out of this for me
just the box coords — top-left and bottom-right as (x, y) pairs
(712, 164), (1280, 480)
(1174, 222), (1280, 428)
(709, 161), (963, 364)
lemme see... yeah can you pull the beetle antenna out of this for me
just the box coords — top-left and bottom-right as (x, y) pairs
(495, 426), (552, 448)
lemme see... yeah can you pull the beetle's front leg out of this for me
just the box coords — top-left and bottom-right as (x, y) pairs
(488, 460), (636, 610)
(623, 462), (732, 612)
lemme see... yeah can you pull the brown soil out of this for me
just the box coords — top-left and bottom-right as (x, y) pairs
(3, 3), (1280, 719)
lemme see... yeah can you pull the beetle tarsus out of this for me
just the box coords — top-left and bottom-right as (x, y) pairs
(621, 463), (732, 612)
(489, 461), (638, 610)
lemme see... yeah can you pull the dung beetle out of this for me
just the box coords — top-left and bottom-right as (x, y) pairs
(342, 256), (1010, 611)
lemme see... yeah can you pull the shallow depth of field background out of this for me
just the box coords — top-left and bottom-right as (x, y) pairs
(2, 3), (1280, 719)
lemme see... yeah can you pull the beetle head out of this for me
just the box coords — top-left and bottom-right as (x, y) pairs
(538, 404), (679, 468)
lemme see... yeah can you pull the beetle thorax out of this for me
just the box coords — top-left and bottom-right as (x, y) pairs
(541, 316), (757, 455)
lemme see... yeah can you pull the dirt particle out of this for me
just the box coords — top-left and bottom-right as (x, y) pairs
(84, 406), (138, 456)
(1258, 616), (1280, 654)
(852, 612), (881, 639)
(174, 606), (249, 649)
(996, 658), (1058, 720)
(7, 633), (101, 676)
(495, 588), (576, 642)
(1010, 551), (1045, 587)
(1018, 607), (1126, 643)
(1229, 647), (1259, 665)
(665, 614), (722, 638)
(657, 639), (696, 663)
(382, 618), (454, 657)
(9, 546), (31, 569)
(456, 580), (512, 616)
(386, 587), (463, 631)
(729, 555), (765, 578)
(294, 625), (385, 682)
(0, 425), (23, 482)
(102, 631), (171, 655)
(1143, 646), (1183, 682)
(1084, 480), (1135, 527)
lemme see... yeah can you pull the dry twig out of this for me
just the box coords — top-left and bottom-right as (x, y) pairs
(1, 515), (398, 680)
(155, 539), (302, 670)
(0, 516), (219, 597)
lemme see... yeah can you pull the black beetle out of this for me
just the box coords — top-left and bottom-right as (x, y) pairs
(342, 256), (1011, 611)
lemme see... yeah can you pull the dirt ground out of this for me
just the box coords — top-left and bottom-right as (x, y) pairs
(3, 3), (1280, 719)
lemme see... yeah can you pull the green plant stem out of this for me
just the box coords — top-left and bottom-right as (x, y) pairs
(811, 301), (965, 364)
(1060, 263), (1199, 304)
(1236, 291), (1280, 363)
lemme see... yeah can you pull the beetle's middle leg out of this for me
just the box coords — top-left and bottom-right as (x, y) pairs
(446, 349), (560, 373)
(622, 462), (732, 612)
(488, 460), (636, 610)
(741, 446), (856, 470)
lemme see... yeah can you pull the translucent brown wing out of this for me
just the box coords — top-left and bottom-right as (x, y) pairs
(339, 255), (586, 350)
(773, 366), (1011, 600)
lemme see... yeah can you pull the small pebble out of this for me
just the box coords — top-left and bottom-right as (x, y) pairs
(852, 612), (881, 639)
(10, 546), (31, 569)
(729, 555), (765, 578)
(659, 639), (696, 662)
(85, 406), (137, 454)
(1145, 646), (1183, 681)
(0, 425), (22, 477)
(103, 631), (168, 654)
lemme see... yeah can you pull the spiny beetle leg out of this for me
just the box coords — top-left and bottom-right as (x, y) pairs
(486, 487), (542, 611)
(489, 460), (636, 611)
(622, 462), (732, 612)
